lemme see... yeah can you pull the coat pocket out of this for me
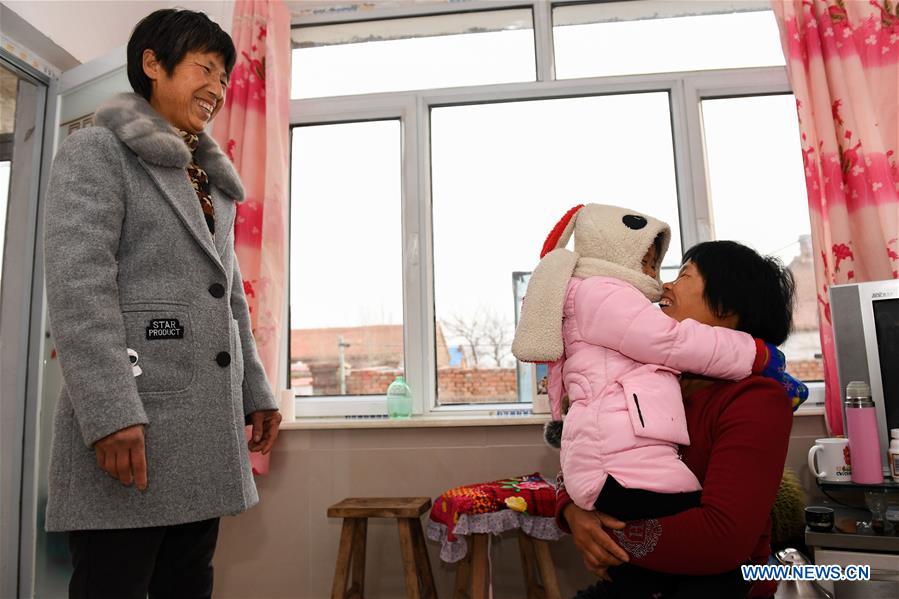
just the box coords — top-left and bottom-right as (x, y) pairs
(121, 302), (196, 394)
(619, 365), (690, 446)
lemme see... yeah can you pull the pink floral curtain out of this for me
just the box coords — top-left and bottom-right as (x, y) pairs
(213, 0), (290, 474)
(772, 0), (899, 435)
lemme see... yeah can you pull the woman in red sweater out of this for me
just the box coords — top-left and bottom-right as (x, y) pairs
(558, 240), (798, 599)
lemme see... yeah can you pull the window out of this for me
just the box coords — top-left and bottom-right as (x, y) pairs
(554, 1), (785, 79)
(701, 94), (822, 380)
(291, 9), (535, 99)
(289, 121), (404, 397)
(289, 1), (808, 417)
(431, 93), (681, 405)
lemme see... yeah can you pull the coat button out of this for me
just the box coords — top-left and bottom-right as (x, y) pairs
(216, 351), (231, 367)
(208, 283), (225, 298)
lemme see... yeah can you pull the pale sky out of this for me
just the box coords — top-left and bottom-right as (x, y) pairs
(286, 8), (813, 359)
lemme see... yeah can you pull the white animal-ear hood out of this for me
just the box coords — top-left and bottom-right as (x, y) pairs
(512, 204), (671, 363)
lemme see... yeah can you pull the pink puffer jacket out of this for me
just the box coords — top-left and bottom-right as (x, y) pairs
(550, 276), (757, 510)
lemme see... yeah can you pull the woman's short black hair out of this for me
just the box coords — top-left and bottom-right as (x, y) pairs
(127, 9), (236, 100)
(683, 240), (795, 345)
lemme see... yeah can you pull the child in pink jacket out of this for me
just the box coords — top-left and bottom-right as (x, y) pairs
(512, 204), (805, 519)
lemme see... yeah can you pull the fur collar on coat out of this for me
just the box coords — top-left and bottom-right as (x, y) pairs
(94, 92), (244, 201)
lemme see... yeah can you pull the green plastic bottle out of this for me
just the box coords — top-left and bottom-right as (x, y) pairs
(386, 376), (413, 419)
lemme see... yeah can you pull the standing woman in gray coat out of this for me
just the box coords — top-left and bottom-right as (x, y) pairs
(43, 9), (281, 598)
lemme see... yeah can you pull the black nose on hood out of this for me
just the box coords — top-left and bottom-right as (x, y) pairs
(622, 214), (648, 230)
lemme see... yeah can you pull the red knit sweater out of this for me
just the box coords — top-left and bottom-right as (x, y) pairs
(556, 376), (792, 595)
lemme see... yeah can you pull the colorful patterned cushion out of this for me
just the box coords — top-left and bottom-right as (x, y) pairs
(426, 473), (564, 562)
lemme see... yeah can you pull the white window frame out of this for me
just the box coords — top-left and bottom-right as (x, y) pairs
(288, 0), (807, 418)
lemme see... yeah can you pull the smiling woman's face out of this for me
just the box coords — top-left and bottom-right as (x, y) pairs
(659, 261), (739, 329)
(143, 49), (229, 134)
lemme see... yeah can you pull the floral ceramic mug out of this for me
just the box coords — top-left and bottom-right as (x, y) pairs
(807, 438), (852, 482)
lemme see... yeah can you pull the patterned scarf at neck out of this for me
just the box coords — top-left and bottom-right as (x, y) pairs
(177, 129), (215, 237)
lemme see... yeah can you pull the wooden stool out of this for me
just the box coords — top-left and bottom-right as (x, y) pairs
(453, 531), (561, 599)
(328, 497), (437, 599)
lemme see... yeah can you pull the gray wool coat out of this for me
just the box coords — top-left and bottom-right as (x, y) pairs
(44, 92), (278, 531)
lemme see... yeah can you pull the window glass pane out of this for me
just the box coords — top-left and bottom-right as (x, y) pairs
(554, 1), (784, 79)
(291, 9), (535, 98)
(290, 121), (403, 396)
(0, 63), (15, 295)
(0, 161), (9, 293)
(431, 93), (680, 405)
(701, 94), (822, 381)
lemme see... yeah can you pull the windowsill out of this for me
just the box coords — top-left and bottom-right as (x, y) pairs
(282, 381), (828, 428)
(283, 405), (827, 430)
(794, 381), (826, 417)
(794, 405), (826, 416)
(281, 413), (550, 430)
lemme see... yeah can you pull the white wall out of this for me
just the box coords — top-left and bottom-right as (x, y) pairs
(1, 0), (235, 65)
(214, 424), (595, 598)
